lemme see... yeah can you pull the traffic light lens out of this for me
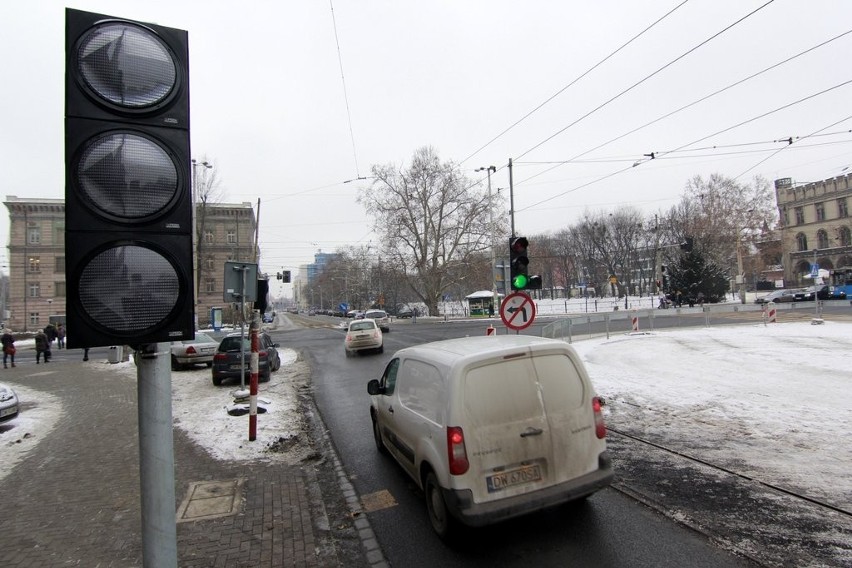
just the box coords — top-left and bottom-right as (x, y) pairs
(512, 274), (529, 289)
(76, 132), (178, 221)
(75, 22), (177, 109)
(79, 244), (180, 333)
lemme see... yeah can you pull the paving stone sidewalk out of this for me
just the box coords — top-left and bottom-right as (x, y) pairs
(0, 360), (371, 567)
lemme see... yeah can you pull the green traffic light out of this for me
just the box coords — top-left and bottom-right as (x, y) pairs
(512, 274), (529, 289)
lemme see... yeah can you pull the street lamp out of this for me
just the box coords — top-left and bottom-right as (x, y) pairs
(476, 166), (497, 315)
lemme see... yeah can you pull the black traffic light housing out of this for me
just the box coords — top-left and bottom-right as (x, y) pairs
(65, 9), (193, 348)
(509, 237), (542, 291)
(277, 270), (291, 283)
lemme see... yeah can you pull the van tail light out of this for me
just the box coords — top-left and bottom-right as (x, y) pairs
(447, 427), (469, 475)
(592, 397), (606, 439)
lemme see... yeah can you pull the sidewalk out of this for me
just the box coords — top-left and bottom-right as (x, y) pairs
(0, 358), (377, 567)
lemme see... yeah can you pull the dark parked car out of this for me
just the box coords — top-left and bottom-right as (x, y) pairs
(212, 331), (281, 386)
(793, 285), (846, 302)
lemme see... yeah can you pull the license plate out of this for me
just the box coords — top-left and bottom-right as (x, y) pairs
(486, 464), (542, 493)
(229, 364), (243, 370)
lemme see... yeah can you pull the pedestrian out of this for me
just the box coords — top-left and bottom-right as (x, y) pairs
(35, 329), (51, 364)
(83, 348), (89, 362)
(44, 323), (57, 346)
(56, 323), (66, 349)
(1, 330), (16, 368)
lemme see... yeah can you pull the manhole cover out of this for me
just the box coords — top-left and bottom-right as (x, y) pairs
(177, 478), (245, 522)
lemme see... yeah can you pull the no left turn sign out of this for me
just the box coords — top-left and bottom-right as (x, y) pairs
(500, 292), (536, 331)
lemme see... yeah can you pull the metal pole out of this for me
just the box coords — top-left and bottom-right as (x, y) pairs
(736, 227), (746, 304)
(137, 342), (178, 568)
(240, 266), (246, 390)
(508, 158), (515, 238)
(249, 311), (259, 441)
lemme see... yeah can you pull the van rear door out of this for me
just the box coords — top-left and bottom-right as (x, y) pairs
(460, 355), (553, 503)
(532, 352), (603, 482)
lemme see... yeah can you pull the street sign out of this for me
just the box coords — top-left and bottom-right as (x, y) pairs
(500, 292), (536, 331)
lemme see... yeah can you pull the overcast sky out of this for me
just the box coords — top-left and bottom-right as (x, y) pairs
(3, 1), (852, 298)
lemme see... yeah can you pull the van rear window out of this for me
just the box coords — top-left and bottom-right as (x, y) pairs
(533, 354), (586, 411)
(464, 358), (541, 424)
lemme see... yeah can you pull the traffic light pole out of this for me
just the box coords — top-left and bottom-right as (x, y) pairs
(136, 342), (178, 567)
(508, 158), (516, 238)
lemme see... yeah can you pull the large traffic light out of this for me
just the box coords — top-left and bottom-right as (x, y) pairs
(65, 9), (193, 348)
(509, 237), (542, 291)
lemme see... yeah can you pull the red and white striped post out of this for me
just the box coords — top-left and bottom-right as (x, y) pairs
(767, 302), (777, 324)
(486, 324), (495, 336)
(631, 310), (639, 332)
(248, 312), (260, 441)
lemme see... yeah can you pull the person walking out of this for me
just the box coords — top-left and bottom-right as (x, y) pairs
(56, 324), (66, 349)
(44, 323), (57, 347)
(35, 329), (50, 364)
(1, 330), (15, 368)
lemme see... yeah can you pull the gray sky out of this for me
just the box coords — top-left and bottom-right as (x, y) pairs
(3, 1), (852, 298)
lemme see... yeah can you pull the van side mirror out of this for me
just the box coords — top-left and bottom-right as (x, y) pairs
(367, 379), (383, 395)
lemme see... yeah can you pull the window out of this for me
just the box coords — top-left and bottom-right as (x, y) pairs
(783, 208), (789, 227)
(817, 229), (830, 249)
(28, 256), (41, 272)
(55, 282), (66, 297)
(839, 198), (849, 219)
(28, 226), (41, 245)
(29, 283), (41, 297)
(204, 230), (214, 244)
(29, 313), (40, 327)
(796, 233), (808, 251)
(795, 207), (805, 225)
(839, 226), (852, 247)
(55, 256), (65, 272)
(380, 359), (400, 395)
(205, 257), (215, 270)
(816, 202), (826, 222)
(205, 279), (216, 293)
(226, 230), (237, 244)
(53, 220), (65, 246)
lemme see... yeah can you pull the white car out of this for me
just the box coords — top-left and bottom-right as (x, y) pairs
(344, 319), (383, 357)
(367, 335), (612, 539)
(0, 383), (19, 423)
(170, 332), (220, 370)
(364, 309), (390, 332)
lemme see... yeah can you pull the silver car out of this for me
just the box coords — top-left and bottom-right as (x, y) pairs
(171, 332), (220, 370)
(0, 383), (19, 423)
(364, 309), (390, 332)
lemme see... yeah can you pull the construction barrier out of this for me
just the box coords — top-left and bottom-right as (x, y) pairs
(767, 302), (777, 323)
(486, 324), (495, 336)
(631, 311), (639, 332)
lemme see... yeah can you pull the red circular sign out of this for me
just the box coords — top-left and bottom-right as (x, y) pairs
(500, 292), (536, 330)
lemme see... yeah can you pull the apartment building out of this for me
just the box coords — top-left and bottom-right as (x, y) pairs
(775, 174), (852, 285)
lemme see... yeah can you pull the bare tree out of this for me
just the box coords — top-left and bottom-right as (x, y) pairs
(194, 159), (224, 300)
(359, 147), (492, 315)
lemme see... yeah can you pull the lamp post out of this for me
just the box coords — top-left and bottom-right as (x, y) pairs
(191, 159), (212, 328)
(476, 166), (498, 315)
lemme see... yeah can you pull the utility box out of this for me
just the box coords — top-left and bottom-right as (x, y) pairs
(108, 345), (123, 364)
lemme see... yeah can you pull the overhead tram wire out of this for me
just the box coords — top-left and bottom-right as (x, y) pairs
(733, 113), (852, 180)
(514, 28), (852, 183)
(458, 0), (692, 166)
(517, 78), (852, 213)
(329, 0), (363, 179)
(511, 0), (776, 167)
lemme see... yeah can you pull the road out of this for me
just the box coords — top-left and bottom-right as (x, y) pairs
(271, 314), (764, 567)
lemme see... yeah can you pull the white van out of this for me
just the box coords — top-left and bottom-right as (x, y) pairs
(367, 335), (613, 538)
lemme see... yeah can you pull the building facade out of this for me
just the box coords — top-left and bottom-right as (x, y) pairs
(4, 196), (258, 332)
(775, 174), (852, 286)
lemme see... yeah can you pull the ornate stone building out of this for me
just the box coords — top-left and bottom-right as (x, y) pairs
(775, 174), (852, 286)
(4, 196), (258, 332)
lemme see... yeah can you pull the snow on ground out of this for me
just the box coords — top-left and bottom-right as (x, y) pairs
(570, 321), (852, 509)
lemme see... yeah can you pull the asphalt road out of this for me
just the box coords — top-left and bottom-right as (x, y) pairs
(271, 315), (759, 567)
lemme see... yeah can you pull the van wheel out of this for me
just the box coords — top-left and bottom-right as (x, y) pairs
(425, 472), (459, 540)
(372, 415), (388, 454)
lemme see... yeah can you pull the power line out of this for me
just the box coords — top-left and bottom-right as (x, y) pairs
(516, 78), (852, 212)
(514, 28), (852, 184)
(329, 0), (362, 178)
(459, 0), (692, 166)
(513, 0), (776, 163)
